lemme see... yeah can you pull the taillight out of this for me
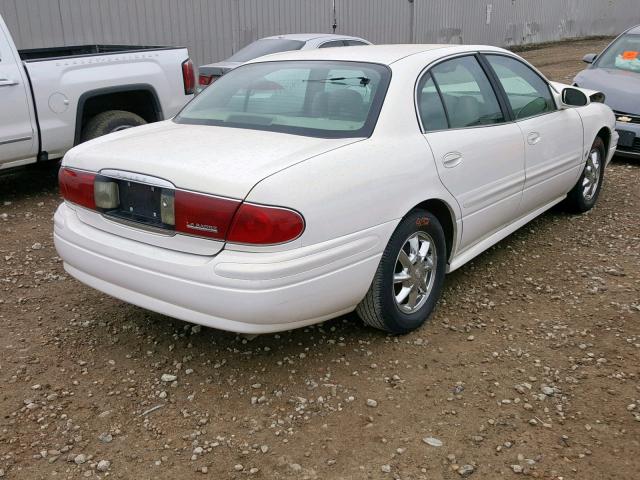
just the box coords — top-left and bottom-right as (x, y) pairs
(58, 168), (304, 245)
(182, 59), (195, 95)
(174, 190), (240, 240)
(58, 167), (96, 210)
(173, 193), (304, 244)
(227, 203), (304, 245)
(199, 74), (213, 86)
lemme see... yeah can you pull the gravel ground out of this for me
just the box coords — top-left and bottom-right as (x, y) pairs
(1, 37), (639, 480)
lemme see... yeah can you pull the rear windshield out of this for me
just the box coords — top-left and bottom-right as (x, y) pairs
(228, 39), (305, 62)
(596, 34), (640, 73)
(175, 61), (391, 138)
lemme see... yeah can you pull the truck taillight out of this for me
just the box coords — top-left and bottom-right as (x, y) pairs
(227, 203), (305, 245)
(58, 167), (96, 210)
(199, 74), (221, 87)
(182, 59), (195, 95)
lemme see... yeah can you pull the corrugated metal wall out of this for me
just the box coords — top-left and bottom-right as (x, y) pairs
(1, 0), (639, 67)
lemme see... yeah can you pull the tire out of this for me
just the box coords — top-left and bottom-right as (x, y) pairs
(356, 209), (447, 334)
(564, 137), (606, 213)
(80, 110), (146, 142)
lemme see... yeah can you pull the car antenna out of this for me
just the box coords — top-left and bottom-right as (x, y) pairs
(332, 0), (338, 33)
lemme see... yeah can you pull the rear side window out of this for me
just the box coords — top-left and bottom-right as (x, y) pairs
(430, 56), (505, 128)
(319, 41), (346, 48)
(417, 73), (448, 131)
(344, 40), (368, 46)
(485, 54), (555, 120)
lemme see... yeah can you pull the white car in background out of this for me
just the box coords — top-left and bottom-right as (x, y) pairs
(198, 33), (371, 88)
(54, 45), (617, 335)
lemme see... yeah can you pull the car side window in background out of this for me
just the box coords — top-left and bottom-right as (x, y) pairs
(416, 73), (448, 131)
(344, 40), (368, 46)
(485, 55), (555, 120)
(430, 56), (505, 128)
(319, 40), (346, 48)
(226, 68), (310, 115)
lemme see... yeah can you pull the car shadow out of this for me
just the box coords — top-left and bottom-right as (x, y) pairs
(0, 161), (60, 203)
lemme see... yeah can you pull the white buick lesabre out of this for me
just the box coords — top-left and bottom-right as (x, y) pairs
(54, 45), (618, 334)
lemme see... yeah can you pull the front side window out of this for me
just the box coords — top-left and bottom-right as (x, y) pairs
(595, 34), (640, 73)
(430, 56), (505, 128)
(227, 39), (305, 63)
(175, 61), (390, 138)
(485, 54), (555, 120)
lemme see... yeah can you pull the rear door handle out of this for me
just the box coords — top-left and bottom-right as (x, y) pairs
(527, 132), (541, 145)
(0, 78), (19, 87)
(442, 151), (463, 168)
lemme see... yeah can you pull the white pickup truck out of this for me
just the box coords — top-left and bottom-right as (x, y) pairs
(0, 14), (194, 171)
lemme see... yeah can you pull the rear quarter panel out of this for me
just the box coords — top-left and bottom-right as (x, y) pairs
(244, 134), (457, 254)
(24, 48), (192, 159)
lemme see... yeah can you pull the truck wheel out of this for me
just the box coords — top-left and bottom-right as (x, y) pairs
(81, 110), (146, 142)
(356, 210), (447, 334)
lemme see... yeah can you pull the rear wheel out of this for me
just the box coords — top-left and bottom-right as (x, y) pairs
(564, 137), (605, 213)
(356, 210), (447, 334)
(80, 110), (146, 142)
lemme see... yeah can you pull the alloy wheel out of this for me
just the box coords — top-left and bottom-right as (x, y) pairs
(393, 231), (437, 314)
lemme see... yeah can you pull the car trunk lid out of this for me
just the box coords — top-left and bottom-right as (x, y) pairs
(63, 121), (360, 256)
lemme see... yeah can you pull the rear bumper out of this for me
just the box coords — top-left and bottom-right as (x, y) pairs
(54, 203), (390, 333)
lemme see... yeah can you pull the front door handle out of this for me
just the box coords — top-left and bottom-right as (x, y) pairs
(0, 78), (18, 87)
(442, 151), (463, 168)
(527, 132), (541, 145)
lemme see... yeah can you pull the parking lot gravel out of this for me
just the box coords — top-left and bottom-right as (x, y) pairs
(1, 37), (638, 480)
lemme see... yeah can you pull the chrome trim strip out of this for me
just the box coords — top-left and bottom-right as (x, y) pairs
(98, 169), (175, 189)
(0, 136), (32, 146)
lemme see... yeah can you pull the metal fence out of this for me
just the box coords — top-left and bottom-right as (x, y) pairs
(2, 0), (639, 67)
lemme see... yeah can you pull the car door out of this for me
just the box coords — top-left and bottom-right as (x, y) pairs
(483, 54), (584, 213)
(0, 24), (36, 167)
(418, 55), (526, 252)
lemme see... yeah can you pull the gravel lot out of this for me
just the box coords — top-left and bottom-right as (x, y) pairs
(1, 38), (639, 480)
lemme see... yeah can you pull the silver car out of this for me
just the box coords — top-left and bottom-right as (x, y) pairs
(574, 25), (640, 158)
(198, 33), (370, 89)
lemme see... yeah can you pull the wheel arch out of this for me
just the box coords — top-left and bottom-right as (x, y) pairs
(74, 84), (163, 145)
(596, 126), (611, 152)
(409, 198), (457, 262)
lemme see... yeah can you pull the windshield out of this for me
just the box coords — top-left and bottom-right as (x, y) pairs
(595, 34), (640, 73)
(228, 39), (305, 62)
(175, 61), (391, 138)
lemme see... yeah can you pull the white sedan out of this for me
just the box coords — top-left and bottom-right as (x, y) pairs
(54, 44), (618, 334)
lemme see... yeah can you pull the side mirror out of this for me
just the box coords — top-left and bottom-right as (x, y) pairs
(562, 87), (588, 107)
(582, 53), (597, 64)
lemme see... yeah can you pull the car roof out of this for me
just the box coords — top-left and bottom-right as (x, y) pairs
(261, 33), (365, 42)
(246, 44), (509, 66)
(628, 25), (640, 35)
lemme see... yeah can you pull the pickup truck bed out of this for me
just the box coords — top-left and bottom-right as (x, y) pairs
(19, 44), (180, 61)
(0, 13), (195, 171)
